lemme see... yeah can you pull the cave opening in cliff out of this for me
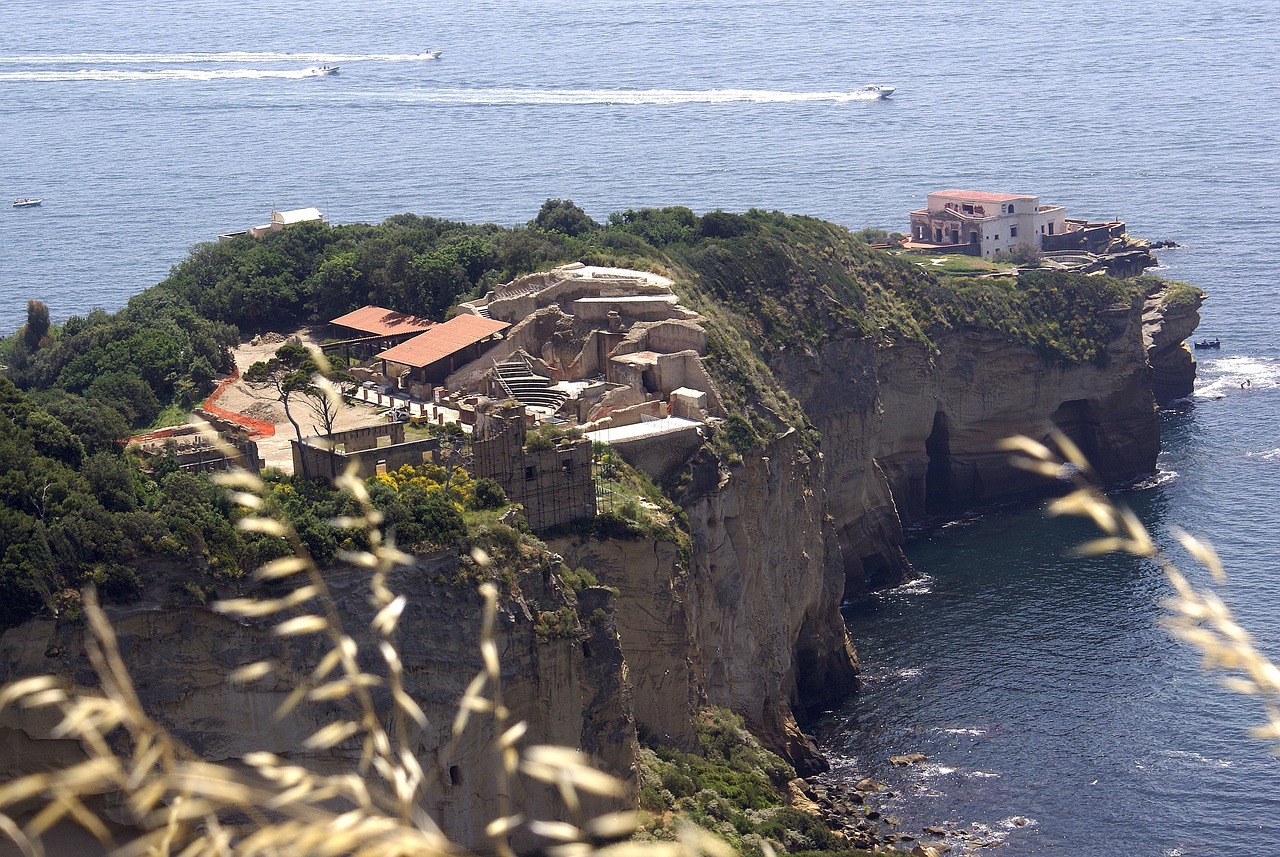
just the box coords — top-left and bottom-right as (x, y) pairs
(1050, 399), (1103, 466)
(925, 409), (952, 515)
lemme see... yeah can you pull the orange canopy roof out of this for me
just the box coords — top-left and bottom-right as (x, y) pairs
(377, 315), (511, 368)
(330, 305), (436, 337)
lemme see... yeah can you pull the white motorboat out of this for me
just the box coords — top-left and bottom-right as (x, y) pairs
(855, 84), (896, 99)
(305, 65), (340, 76)
(12, 198), (42, 208)
(419, 50), (443, 60)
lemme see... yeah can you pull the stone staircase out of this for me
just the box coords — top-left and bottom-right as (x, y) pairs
(491, 354), (567, 411)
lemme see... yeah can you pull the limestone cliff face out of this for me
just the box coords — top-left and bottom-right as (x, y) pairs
(1144, 286), (1204, 404)
(547, 290), (1192, 777)
(0, 557), (634, 852)
(556, 430), (860, 776)
(683, 431), (857, 772)
(772, 298), (1170, 599)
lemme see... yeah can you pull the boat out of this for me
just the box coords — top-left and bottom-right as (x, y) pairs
(305, 65), (339, 76)
(854, 84), (896, 99)
(418, 50), (443, 60)
(1193, 338), (1221, 349)
(12, 197), (42, 208)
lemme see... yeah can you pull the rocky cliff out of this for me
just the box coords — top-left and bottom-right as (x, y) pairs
(771, 295), (1167, 599)
(555, 428), (858, 776)
(0, 260), (1201, 844)
(604, 278), (1199, 772)
(1144, 285), (1204, 404)
(0, 555), (635, 852)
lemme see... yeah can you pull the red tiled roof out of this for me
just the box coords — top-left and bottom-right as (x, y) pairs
(377, 315), (511, 368)
(330, 305), (436, 337)
(930, 190), (1032, 203)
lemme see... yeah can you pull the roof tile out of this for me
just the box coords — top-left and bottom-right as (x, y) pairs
(330, 305), (436, 337)
(377, 315), (511, 368)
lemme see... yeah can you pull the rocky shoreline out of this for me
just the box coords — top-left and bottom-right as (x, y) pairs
(801, 765), (1038, 856)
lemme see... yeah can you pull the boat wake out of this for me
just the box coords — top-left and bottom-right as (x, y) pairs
(370, 87), (891, 106)
(0, 51), (441, 64)
(0, 68), (346, 82)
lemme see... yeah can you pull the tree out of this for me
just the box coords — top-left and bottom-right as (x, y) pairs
(531, 199), (599, 237)
(244, 341), (316, 443)
(22, 300), (50, 351)
(295, 372), (352, 438)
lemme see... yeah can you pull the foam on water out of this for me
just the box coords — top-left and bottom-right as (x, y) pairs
(372, 87), (891, 106)
(1195, 354), (1280, 399)
(889, 575), (934, 596)
(937, 727), (987, 737)
(0, 67), (342, 82)
(1131, 468), (1179, 490)
(0, 51), (441, 64)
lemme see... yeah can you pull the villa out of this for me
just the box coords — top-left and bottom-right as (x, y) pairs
(907, 190), (1128, 258)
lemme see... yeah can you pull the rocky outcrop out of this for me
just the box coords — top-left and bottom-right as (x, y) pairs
(1144, 287), (1203, 404)
(0, 556), (635, 852)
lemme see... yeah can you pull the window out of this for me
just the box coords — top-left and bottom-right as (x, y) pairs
(525, 465), (536, 481)
(562, 458), (573, 472)
(1010, 226), (1018, 238)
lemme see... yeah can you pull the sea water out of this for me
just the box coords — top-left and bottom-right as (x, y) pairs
(2, 1), (1279, 853)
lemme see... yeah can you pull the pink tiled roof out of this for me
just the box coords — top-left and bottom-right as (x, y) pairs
(377, 315), (510, 368)
(931, 190), (1031, 203)
(330, 305), (436, 337)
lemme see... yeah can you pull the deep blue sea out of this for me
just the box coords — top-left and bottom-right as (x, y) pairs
(2, 1), (1279, 853)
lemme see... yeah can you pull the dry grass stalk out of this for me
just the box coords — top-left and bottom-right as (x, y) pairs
(1002, 430), (1280, 744)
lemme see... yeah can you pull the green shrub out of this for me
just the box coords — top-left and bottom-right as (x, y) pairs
(471, 477), (507, 510)
(719, 415), (759, 456)
(559, 566), (598, 592)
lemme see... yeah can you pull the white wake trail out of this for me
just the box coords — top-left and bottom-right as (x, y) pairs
(0, 51), (441, 65)
(383, 87), (887, 105)
(0, 68), (339, 82)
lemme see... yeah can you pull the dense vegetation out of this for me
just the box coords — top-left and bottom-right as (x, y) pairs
(0, 199), (1161, 631)
(638, 708), (875, 856)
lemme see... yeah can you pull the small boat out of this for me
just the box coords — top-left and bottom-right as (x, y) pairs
(306, 65), (339, 76)
(854, 84), (896, 99)
(1193, 338), (1221, 349)
(419, 50), (443, 60)
(12, 197), (42, 208)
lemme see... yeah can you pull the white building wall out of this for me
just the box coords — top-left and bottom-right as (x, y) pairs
(978, 213), (1022, 257)
(1031, 205), (1068, 241)
(914, 192), (1071, 256)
